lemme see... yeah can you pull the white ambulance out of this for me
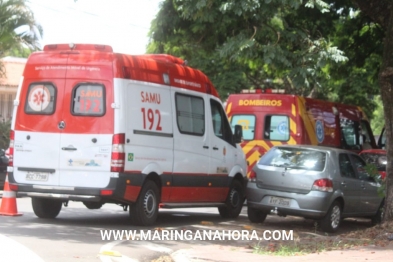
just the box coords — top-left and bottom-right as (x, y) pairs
(7, 43), (247, 226)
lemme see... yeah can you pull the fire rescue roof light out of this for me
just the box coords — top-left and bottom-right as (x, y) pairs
(240, 89), (285, 94)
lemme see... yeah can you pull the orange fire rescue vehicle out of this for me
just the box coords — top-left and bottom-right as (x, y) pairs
(226, 89), (377, 177)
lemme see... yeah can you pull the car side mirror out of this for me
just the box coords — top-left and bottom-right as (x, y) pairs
(233, 124), (243, 143)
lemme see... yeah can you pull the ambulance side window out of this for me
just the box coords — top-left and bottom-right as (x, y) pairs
(25, 83), (56, 115)
(230, 115), (255, 140)
(72, 84), (105, 116)
(264, 115), (289, 141)
(175, 93), (205, 136)
(210, 99), (234, 146)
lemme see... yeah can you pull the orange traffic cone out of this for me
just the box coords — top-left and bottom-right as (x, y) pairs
(0, 173), (22, 216)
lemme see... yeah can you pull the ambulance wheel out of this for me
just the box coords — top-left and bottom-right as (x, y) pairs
(129, 180), (159, 226)
(32, 197), (62, 219)
(218, 180), (244, 218)
(83, 201), (103, 209)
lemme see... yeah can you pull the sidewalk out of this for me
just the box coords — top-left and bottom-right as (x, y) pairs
(170, 242), (393, 262)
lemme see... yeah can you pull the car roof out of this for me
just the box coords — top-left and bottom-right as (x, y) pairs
(273, 144), (357, 155)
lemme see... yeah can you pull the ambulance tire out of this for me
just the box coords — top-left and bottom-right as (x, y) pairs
(129, 180), (159, 226)
(218, 180), (244, 219)
(32, 197), (62, 219)
(83, 201), (103, 210)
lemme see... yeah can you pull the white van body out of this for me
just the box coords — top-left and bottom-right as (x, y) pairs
(8, 44), (247, 225)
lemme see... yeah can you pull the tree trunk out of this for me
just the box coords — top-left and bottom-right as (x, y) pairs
(379, 7), (393, 222)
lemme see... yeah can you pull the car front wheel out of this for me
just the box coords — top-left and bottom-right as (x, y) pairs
(371, 201), (384, 225)
(319, 200), (342, 233)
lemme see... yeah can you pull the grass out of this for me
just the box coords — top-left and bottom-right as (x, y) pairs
(252, 221), (393, 256)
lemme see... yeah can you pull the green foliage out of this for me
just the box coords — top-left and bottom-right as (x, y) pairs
(371, 96), (384, 136)
(0, 0), (42, 55)
(0, 0), (42, 77)
(365, 163), (386, 198)
(148, 0), (350, 97)
(147, 0), (383, 120)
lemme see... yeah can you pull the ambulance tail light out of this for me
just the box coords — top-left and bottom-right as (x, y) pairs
(111, 133), (125, 173)
(8, 130), (14, 167)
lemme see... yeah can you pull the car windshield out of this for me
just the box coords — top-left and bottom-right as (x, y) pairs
(258, 147), (326, 172)
(360, 153), (387, 171)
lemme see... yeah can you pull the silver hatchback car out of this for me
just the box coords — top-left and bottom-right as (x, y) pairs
(246, 145), (384, 232)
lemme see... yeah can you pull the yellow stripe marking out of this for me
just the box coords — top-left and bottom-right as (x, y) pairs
(297, 97), (318, 144)
(290, 118), (297, 134)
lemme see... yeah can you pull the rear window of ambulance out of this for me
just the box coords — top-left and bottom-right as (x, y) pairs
(72, 84), (105, 116)
(25, 83), (56, 114)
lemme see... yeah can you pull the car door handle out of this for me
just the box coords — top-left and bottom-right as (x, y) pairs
(213, 147), (219, 150)
(340, 182), (347, 187)
(203, 146), (209, 149)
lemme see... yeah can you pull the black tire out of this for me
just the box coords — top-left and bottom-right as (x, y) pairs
(129, 180), (160, 226)
(83, 201), (103, 210)
(32, 198), (62, 219)
(218, 180), (244, 219)
(371, 201), (384, 226)
(247, 207), (268, 223)
(319, 200), (342, 233)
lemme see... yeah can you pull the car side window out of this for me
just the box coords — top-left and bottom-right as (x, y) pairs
(210, 99), (235, 146)
(339, 154), (356, 179)
(350, 154), (373, 181)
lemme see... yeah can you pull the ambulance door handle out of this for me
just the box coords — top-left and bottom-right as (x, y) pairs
(62, 147), (77, 151)
(203, 146), (209, 149)
(213, 147), (219, 150)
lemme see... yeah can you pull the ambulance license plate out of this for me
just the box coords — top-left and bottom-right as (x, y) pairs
(269, 196), (290, 207)
(26, 172), (49, 181)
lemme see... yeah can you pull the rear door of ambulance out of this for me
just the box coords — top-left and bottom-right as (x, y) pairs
(12, 45), (114, 190)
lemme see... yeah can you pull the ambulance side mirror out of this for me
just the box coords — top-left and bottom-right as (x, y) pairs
(233, 125), (243, 144)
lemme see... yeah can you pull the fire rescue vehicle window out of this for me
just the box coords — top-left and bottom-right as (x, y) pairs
(210, 99), (234, 145)
(264, 115), (290, 141)
(175, 94), (204, 136)
(230, 115), (255, 140)
(25, 83), (56, 115)
(340, 119), (360, 149)
(72, 84), (105, 116)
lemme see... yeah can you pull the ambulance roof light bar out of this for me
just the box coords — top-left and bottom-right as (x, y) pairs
(240, 89), (285, 94)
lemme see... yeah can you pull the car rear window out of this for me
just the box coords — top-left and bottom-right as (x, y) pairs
(72, 84), (105, 116)
(25, 83), (56, 114)
(258, 147), (326, 171)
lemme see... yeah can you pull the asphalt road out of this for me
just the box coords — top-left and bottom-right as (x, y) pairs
(0, 195), (374, 262)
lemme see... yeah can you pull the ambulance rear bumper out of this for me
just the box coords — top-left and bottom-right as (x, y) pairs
(17, 192), (101, 202)
(7, 173), (119, 201)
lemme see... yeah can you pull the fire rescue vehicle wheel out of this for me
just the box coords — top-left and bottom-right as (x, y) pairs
(32, 197), (62, 219)
(129, 180), (159, 226)
(218, 180), (244, 218)
(247, 207), (268, 223)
